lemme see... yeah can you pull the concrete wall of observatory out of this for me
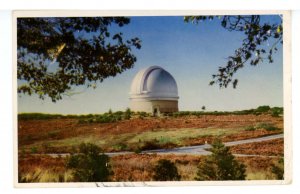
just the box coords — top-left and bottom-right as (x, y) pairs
(130, 100), (178, 113)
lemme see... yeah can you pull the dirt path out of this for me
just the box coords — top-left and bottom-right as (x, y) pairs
(141, 133), (283, 156)
(43, 133), (283, 157)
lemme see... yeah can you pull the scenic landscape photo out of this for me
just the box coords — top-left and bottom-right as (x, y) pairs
(16, 13), (287, 184)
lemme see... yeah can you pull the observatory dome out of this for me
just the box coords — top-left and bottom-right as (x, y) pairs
(130, 66), (178, 100)
(129, 66), (179, 114)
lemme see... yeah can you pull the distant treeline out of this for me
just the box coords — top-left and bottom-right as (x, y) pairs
(18, 109), (133, 122)
(168, 106), (283, 117)
(18, 106), (283, 121)
(18, 113), (89, 120)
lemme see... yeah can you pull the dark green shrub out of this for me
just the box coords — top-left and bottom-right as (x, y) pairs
(18, 113), (63, 120)
(115, 114), (122, 121)
(172, 112), (180, 117)
(256, 105), (271, 113)
(141, 139), (161, 150)
(114, 111), (123, 116)
(153, 159), (181, 181)
(195, 139), (246, 181)
(124, 108), (132, 120)
(271, 111), (279, 117)
(94, 114), (116, 123)
(271, 158), (284, 180)
(270, 107), (283, 117)
(137, 111), (149, 119)
(66, 143), (112, 182)
(265, 126), (280, 131)
(88, 118), (95, 123)
(256, 123), (280, 131)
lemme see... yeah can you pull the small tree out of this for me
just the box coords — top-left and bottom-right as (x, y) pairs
(201, 106), (206, 111)
(66, 143), (112, 182)
(153, 159), (181, 181)
(256, 105), (271, 113)
(124, 108), (132, 120)
(195, 139), (246, 181)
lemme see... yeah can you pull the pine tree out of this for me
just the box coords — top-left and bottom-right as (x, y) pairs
(195, 139), (246, 180)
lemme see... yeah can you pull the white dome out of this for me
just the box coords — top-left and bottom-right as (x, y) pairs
(130, 66), (179, 100)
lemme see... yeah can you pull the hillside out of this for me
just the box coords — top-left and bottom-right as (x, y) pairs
(18, 110), (283, 154)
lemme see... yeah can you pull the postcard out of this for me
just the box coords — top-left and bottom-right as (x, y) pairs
(13, 10), (292, 187)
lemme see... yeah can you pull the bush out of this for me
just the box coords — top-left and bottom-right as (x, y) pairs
(256, 105), (271, 113)
(270, 107), (283, 117)
(256, 123), (280, 131)
(18, 113), (63, 120)
(265, 126), (280, 131)
(78, 119), (87, 124)
(137, 111), (149, 119)
(141, 139), (161, 150)
(271, 111), (279, 117)
(152, 159), (181, 181)
(195, 139), (246, 181)
(124, 108), (132, 120)
(66, 143), (112, 182)
(272, 158), (284, 180)
(76, 109), (133, 124)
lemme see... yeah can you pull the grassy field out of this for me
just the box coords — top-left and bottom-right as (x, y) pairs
(18, 112), (283, 153)
(17, 108), (284, 182)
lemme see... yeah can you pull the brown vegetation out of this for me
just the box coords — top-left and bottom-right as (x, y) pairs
(182, 129), (282, 146)
(18, 154), (72, 182)
(110, 154), (202, 181)
(230, 138), (284, 156)
(18, 153), (281, 182)
(18, 114), (283, 153)
(17, 113), (284, 182)
(110, 154), (283, 181)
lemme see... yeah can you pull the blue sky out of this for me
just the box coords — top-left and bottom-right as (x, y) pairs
(18, 15), (283, 114)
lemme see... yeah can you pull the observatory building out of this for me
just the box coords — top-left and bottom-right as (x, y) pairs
(129, 66), (179, 115)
